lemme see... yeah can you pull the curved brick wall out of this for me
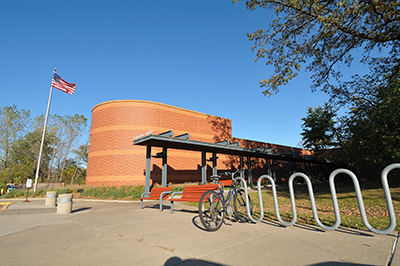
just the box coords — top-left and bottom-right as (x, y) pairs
(87, 100), (232, 186)
(87, 100), (316, 187)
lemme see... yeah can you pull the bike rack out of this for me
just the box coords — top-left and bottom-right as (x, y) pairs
(236, 163), (400, 235)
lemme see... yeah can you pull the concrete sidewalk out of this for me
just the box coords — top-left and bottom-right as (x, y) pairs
(0, 198), (398, 266)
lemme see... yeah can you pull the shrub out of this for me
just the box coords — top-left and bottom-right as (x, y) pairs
(78, 185), (145, 200)
(129, 185), (144, 199)
(30, 190), (46, 197)
(58, 188), (73, 194)
(2, 190), (25, 198)
(79, 187), (99, 198)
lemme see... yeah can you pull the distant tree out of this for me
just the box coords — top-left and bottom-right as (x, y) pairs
(56, 114), (87, 182)
(74, 143), (89, 165)
(46, 115), (67, 183)
(0, 105), (89, 185)
(343, 70), (400, 178)
(60, 158), (86, 185)
(234, 0), (400, 98)
(8, 119), (54, 183)
(300, 103), (339, 151)
(70, 143), (89, 184)
(0, 105), (30, 169)
(301, 70), (400, 178)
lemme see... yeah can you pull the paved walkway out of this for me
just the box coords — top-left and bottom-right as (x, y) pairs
(0, 198), (398, 266)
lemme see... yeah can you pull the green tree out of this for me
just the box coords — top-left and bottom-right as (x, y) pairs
(343, 71), (400, 178)
(301, 103), (339, 151)
(8, 121), (54, 183)
(56, 114), (87, 182)
(0, 105), (30, 169)
(0, 105), (89, 185)
(60, 158), (86, 185)
(70, 143), (89, 184)
(234, 0), (400, 97)
(46, 114), (68, 183)
(301, 70), (400, 178)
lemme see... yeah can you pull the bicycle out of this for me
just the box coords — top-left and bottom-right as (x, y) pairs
(198, 169), (253, 231)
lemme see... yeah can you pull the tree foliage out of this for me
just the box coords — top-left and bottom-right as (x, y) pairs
(301, 70), (400, 178)
(234, 0), (400, 96)
(234, 0), (400, 179)
(343, 71), (400, 177)
(59, 158), (87, 185)
(0, 105), (88, 185)
(73, 143), (89, 166)
(9, 125), (54, 182)
(52, 114), (87, 182)
(0, 105), (30, 168)
(301, 103), (338, 151)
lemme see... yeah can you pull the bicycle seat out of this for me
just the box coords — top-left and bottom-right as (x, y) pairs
(210, 175), (220, 181)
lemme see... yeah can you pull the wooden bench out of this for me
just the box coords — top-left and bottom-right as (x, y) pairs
(168, 184), (219, 213)
(140, 187), (172, 212)
(219, 179), (233, 187)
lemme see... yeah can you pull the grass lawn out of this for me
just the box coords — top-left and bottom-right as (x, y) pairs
(246, 181), (400, 232)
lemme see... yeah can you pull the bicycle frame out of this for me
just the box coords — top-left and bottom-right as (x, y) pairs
(216, 181), (236, 207)
(212, 171), (241, 210)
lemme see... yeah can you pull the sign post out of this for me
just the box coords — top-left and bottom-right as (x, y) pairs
(24, 179), (32, 203)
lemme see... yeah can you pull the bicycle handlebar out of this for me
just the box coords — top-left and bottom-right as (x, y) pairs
(209, 168), (243, 181)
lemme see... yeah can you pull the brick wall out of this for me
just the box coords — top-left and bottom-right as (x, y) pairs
(87, 100), (233, 186)
(87, 100), (316, 187)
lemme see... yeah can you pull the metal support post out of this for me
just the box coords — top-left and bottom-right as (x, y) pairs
(144, 146), (152, 193)
(212, 152), (217, 176)
(239, 156), (244, 181)
(201, 151), (207, 184)
(246, 157), (253, 188)
(207, 152), (218, 176)
(161, 148), (168, 187)
(272, 159), (277, 182)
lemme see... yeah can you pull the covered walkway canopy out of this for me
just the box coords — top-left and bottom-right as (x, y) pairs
(133, 131), (331, 193)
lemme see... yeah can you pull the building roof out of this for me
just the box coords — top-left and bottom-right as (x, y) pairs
(133, 131), (330, 165)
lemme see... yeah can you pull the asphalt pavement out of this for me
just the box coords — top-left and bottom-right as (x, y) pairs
(0, 198), (398, 266)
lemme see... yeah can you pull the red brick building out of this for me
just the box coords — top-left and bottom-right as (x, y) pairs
(87, 100), (316, 186)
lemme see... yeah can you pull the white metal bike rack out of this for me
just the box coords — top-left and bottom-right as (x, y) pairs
(236, 163), (400, 235)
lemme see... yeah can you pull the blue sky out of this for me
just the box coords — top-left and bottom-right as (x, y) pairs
(0, 0), (335, 148)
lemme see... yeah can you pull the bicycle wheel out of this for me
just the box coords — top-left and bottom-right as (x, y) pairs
(198, 190), (225, 231)
(233, 188), (253, 223)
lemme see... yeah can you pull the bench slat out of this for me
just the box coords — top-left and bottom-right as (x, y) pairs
(140, 187), (171, 200)
(219, 180), (233, 186)
(140, 187), (172, 211)
(169, 184), (219, 213)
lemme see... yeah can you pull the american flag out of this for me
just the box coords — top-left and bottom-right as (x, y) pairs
(51, 73), (76, 94)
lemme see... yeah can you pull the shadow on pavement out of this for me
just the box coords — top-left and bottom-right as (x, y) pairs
(164, 256), (228, 266)
(293, 223), (326, 233)
(71, 207), (91, 213)
(192, 215), (208, 232)
(308, 262), (375, 266)
(140, 203), (169, 210)
(192, 214), (242, 232)
(142, 203), (198, 214)
(335, 227), (374, 237)
(260, 219), (287, 229)
(260, 218), (376, 237)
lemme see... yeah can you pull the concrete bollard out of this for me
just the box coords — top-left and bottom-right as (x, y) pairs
(45, 191), (58, 207)
(57, 194), (73, 214)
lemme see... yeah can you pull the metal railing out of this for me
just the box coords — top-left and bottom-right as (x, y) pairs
(236, 163), (400, 235)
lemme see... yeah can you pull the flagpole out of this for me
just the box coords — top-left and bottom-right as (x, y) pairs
(34, 68), (56, 192)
